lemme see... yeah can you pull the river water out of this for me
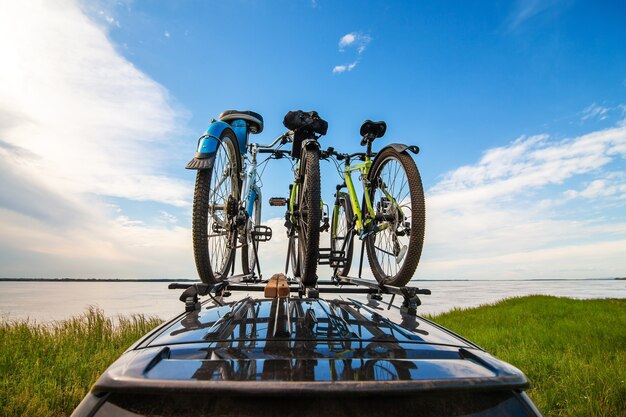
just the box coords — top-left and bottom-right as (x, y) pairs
(0, 279), (624, 323)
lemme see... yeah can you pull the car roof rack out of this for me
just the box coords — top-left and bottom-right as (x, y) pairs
(169, 273), (430, 316)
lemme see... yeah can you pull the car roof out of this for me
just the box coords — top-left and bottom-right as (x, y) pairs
(140, 294), (475, 348)
(92, 294), (529, 395)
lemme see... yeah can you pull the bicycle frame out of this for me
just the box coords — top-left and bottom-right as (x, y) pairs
(243, 133), (290, 217)
(242, 148), (262, 219)
(335, 154), (407, 238)
(288, 165), (299, 224)
(342, 157), (374, 233)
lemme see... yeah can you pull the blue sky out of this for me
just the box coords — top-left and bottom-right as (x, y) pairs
(0, 0), (625, 279)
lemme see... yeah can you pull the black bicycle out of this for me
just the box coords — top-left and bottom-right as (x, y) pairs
(273, 111), (328, 287)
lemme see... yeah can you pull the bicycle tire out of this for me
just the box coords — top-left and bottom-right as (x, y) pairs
(330, 194), (354, 277)
(296, 147), (321, 286)
(365, 147), (425, 287)
(241, 194), (261, 275)
(192, 130), (240, 283)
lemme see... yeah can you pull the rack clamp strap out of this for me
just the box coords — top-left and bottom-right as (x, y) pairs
(399, 287), (422, 316)
(168, 282), (228, 312)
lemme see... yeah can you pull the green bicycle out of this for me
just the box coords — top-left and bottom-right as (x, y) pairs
(324, 120), (425, 287)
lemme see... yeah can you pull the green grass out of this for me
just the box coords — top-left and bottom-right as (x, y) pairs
(0, 307), (162, 416)
(0, 297), (624, 416)
(427, 296), (626, 417)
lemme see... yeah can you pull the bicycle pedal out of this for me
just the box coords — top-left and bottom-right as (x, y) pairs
(252, 225), (272, 242)
(269, 197), (288, 207)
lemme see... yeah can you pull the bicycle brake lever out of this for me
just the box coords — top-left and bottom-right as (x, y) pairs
(281, 132), (293, 144)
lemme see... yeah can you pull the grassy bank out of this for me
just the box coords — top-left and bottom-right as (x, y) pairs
(0, 297), (624, 416)
(0, 308), (161, 416)
(428, 296), (626, 416)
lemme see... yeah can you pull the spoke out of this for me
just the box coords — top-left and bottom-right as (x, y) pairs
(374, 243), (396, 257)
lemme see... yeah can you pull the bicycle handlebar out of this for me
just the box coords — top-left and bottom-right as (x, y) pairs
(322, 147), (372, 161)
(258, 148), (290, 156)
(254, 131), (293, 149)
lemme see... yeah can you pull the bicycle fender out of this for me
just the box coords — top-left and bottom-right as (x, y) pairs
(185, 121), (234, 170)
(379, 143), (420, 156)
(301, 138), (321, 152)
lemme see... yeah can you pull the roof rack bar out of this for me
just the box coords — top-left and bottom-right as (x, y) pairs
(333, 275), (431, 316)
(334, 275), (431, 296)
(227, 284), (380, 294)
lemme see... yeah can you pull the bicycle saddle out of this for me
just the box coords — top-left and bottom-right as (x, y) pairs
(283, 110), (328, 136)
(219, 110), (264, 134)
(360, 120), (386, 139)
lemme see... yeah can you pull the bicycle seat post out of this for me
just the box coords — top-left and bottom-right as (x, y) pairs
(250, 143), (258, 164)
(364, 135), (374, 158)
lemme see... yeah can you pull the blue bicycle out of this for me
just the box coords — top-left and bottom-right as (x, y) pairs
(186, 110), (267, 283)
(186, 110), (327, 284)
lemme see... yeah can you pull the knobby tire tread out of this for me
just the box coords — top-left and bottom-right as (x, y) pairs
(366, 148), (425, 287)
(299, 148), (321, 286)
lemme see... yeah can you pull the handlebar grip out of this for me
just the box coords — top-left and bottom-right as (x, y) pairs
(257, 149), (276, 154)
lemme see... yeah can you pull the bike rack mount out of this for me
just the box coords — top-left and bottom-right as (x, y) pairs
(169, 274), (430, 316)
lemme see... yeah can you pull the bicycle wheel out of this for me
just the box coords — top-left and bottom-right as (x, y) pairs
(296, 147), (321, 286)
(330, 194), (354, 277)
(365, 147), (425, 287)
(241, 194), (261, 275)
(192, 130), (240, 283)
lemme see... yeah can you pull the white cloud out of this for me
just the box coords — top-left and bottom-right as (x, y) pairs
(332, 61), (358, 74)
(0, 0), (195, 278)
(430, 127), (626, 208)
(581, 103), (610, 122)
(339, 33), (356, 48)
(164, 31), (170, 38)
(506, 0), (561, 31)
(333, 32), (371, 73)
(420, 123), (626, 280)
(97, 10), (120, 28)
(565, 175), (626, 200)
(0, 1), (191, 207)
(159, 210), (178, 224)
(338, 32), (371, 54)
